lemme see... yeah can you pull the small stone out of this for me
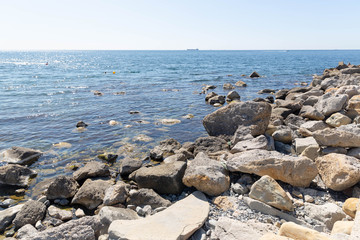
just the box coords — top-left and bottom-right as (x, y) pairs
(304, 195), (314, 203)
(75, 208), (86, 218)
(291, 190), (303, 199)
(342, 198), (359, 218)
(250, 71), (261, 78)
(76, 121), (88, 128)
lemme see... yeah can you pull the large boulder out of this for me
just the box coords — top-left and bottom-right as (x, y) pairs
(126, 188), (171, 208)
(13, 200), (47, 229)
(314, 93), (348, 117)
(226, 149), (318, 187)
(231, 135), (272, 153)
(0, 204), (23, 232)
(182, 152), (230, 196)
(193, 136), (228, 156)
(303, 203), (346, 230)
(249, 175), (294, 211)
(71, 179), (111, 210)
(73, 161), (110, 181)
(132, 161), (186, 194)
(149, 138), (181, 161)
(46, 176), (79, 200)
(313, 124), (360, 148)
(0, 164), (37, 187)
(109, 191), (209, 240)
(316, 153), (360, 191)
(0, 146), (42, 165)
(119, 157), (142, 176)
(203, 101), (272, 137)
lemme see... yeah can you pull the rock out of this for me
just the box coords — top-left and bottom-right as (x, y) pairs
(347, 95), (360, 114)
(279, 222), (331, 240)
(230, 135), (271, 153)
(272, 128), (292, 144)
(212, 196), (236, 211)
(71, 179), (111, 210)
(258, 89), (275, 94)
(350, 204), (360, 238)
(119, 157), (142, 176)
(47, 205), (73, 221)
(300, 121), (329, 132)
(76, 121), (88, 128)
(326, 113), (352, 127)
(22, 216), (102, 240)
(341, 67), (360, 74)
(46, 176), (79, 200)
(294, 137), (319, 154)
(260, 233), (292, 240)
(132, 161), (187, 194)
(250, 71), (261, 78)
(232, 126), (254, 145)
(203, 101), (272, 137)
(249, 175), (294, 211)
(226, 90), (240, 101)
(284, 114), (306, 128)
(75, 208), (85, 218)
(183, 152), (230, 196)
(0, 204), (23, 232)
(13, 200), (46, 229)
(226, 149), (318, 187)
(232, 182), (249, 195)
(205, 92), (217, 102)
(275, 99), (303, 112)
(109, 191), (209, 240)
(315, 93), (348, 117)
(271, 108), (293, 119)
(97, 153), (118, 162)
(304, 202), (346, 230)
(313, 125), (360, 148)
(235, 80), (247, 87)
(99, 206), (138, 232)
(223, 83), (235, 90)
(342, 198), (359, 218)
(209, 95), (226, 105)
(163, 153), (187, 163)
(0, 164), (37, 187)
(17, 224), (38, 239)
(275, 89), (290, 100)
(202, 85), (216, 92)
(0, 146), (42, 165)
(160, 119), (181, 125)
(347, 147), (360, 159)
(316, 153), (360, 191)
(126, 188), (171, 208)
(103, 182), (129, 206)
(132, 134), (153, 142)
(183, 114), (194, 119)
(331, 221), (353, 235)
(109, 120), (119, 126)
(149, 138), (181, 161)
(193, 136), (228, 156)
(212, 217), (275, 240)
(73, 161), (110, 181)
(300, 145), (320, 161)
(299, 105), (325, 120)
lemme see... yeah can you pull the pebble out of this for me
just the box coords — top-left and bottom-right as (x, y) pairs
(75, 208), (85, 218)
(304, 195), (315, 203)
(0, 199), (15, 208)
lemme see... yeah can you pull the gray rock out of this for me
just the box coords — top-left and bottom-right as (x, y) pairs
(0, 147), (42, 165)
(250, 71), (261, 78)
(275, 89), (290, 100)
(75, 208), (85, 218)
(163, 153), (187, 163)
(314, 93), (348, 117)
(294, 137), (319, 154)
(203, 101), (272, 137)
(99, 206), (138, 232)
(132, 161), (187, 194)
(209, 95), (226, 105)
(205, 92), (217, 102)
(17, 224), (38, 239)
(272, 128), (292, 144)
(304, 203), (346, 230)
(231, 182), (249, 194)
(183, 152), (230, 196)
(73, 161), (110, 181)
(230, 135), (271, 153)
(71, 179), (111, 210)
(13, 200), (46, 229)
(274, 141), (293, 154)
(341, 67), (360, 74)
(300, 121), (329, 132)
(321, 147), (347, 155)
(46, 176), (79, 200)
(313, 124), (360, 148)
(103, 182), (129, 206)
(299, 105), (325, 120)
(271, 107), (293, 119)
(223, 83), (235, 90)
(231, 126), (254, 145)
(226, 91), (240, 101)
(149, 138), (181, 161)
(275, 99), (303, 112)
(0, 164), (37, 187)
(126, 188), (171, 208)
(119, 157), (142, 176)
(347, 147), (360, 159)
(0, 204), (23, 232)
(193, 136), (228, 156)
(47, 205), (73, 221)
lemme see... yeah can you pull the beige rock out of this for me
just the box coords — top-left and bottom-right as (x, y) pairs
(279, 222), (331, 240)
(331, 221), (353, 235)
(347, 95), (360, 114)
(249, 175), (294, 211)
(235, 80), (247, 87)
(343, 198), (360, 218)
(260, 233), (293, 240)
(316, 153), (360, 191)
(226, 149), (318, 187)
(300, 121), (329, 132)
(300, 145), (320, 161)
(313, 125), (360, 148)
(304, 202), (346, 230)
(295, 137), (319, 154)
(212, 196), (236, 211)
(108, 191), (209, 240)
(325, 113), (352, 127)
(299, 105), (325, 120)
(272, 128), (292, 144)
(230, 135), (270, 153)
(350, 201), (360, 238)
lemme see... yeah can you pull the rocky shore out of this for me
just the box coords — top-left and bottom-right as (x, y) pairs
(1, 63), (360, 239)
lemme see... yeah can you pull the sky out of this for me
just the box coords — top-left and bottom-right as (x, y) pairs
(0, 0), (359, 50)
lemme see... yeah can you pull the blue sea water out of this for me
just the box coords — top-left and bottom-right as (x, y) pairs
(0, 50), (359, 190)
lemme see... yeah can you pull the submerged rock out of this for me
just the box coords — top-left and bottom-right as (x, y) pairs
(0, 164), (37, 187)
(0, 146), (42, 165)
(149, 138), (181, 161)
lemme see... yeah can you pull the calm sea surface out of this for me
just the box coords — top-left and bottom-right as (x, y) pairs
(0, 50), (359, 193)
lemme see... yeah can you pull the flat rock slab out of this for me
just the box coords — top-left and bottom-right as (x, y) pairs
(0, 164), (37, 187)
(108, 191), (209, 240)
(0, 146), (42, 165)
(73, 161), (110, 181)
(313, 125), (360, 148)
(0, 204), (23, 232)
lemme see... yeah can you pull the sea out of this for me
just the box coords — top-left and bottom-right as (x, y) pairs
(0, 50), (359, 196)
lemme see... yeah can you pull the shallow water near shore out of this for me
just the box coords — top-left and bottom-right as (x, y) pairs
(1, 50), (360, 199)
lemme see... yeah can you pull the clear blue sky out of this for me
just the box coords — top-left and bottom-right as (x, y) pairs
(1, 0), (359, 50)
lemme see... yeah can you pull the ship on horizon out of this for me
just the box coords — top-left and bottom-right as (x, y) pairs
(186, 48), (199, 51)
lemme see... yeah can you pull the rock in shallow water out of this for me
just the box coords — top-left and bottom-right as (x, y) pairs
(0, 164), (37, 187)
(46, 175), (79, 200)
(0, 146), (42, 165)
(0, 204), (23, 232)
(73, 161), (110, 181)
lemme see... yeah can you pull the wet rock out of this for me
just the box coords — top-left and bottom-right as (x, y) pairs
(316, 153), (360, 191)
(183, 152), (230, 196)
(97, 153), (118, 162)
(203, 101), (272, 137)
(160, 119), (181, 125)
(205, 92), (217, 102)
(299, 105), (325, 120)
(226, 90), (240, 101)
(71, 179), (111, 210)
(132, 161), (187, 194)
(109, 191), (209, 240)
(0, 204), (23, 232)
(47, 205), (73, 221)
(73, 161), (110, 181)
(279, 222), (331, 240)
(314, 93), (348, 117)
(0, 146), (42, 165)
(93, 90), (103, 96)
(325, 112), (352, 127)
(331, 221), (353, 235)
(46, 176), (79, 200)
(202, 85), (216, 92)
(103, 182), (129, 206)
(13, 200), (46, 229)
(235, 80), (247, 87)
(226, 149), (318, 187)
(304, 202), (346, 230)
(249, 175), (294, 211)
(76, 121), (88, 128)
(294, 137), (319, 154)
(230, 135), (271, 153)
(99, 206), (138, 232)
(119, 157), (142, 176)
(126, 188), (171, 208)
(209, 95), (226, 105)
(149, 138), (181, 161)
(313, 125), (360, 148)
(342, 198), (359, 218)
(223, 83), (235, 90)
(0, 164), (37, 188)
(258, 89), (275, 94)
(193, 136), (228, 156)
(250, 71), (261, 78)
